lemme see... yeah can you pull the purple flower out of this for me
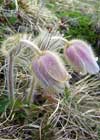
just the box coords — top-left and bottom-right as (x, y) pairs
(32, 51), (71, 90)
(64, 39), (99, 74)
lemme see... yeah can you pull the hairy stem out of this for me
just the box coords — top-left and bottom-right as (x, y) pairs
(7, 52), (15, 101)
(27, 76), (37, 105)
(20, 39), (42, 55)
(6, 39), (40, 102)
(51, 36), (70, 45)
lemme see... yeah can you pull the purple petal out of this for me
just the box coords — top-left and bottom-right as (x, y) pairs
(64, 39), (100, 74)
(32, 58), (65, 90)
(64, 45), (85, 73)
(32, 59), (49, 86)
(39, 51), (69, 82)
(72, 40), (99, 74)
(39, 63), (65, 90)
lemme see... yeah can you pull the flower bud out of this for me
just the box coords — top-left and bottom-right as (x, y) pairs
(32, 51), (71, 91)
(64, 39), (99, 74)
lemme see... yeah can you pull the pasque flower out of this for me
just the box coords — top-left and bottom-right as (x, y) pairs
(64, 39), (99, 74)
(32, 51), (71, 91)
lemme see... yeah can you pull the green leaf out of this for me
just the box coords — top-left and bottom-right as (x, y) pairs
(64, 87), (71, 101)
(8, 16), (17, 24)
(0, 96), (9, 113)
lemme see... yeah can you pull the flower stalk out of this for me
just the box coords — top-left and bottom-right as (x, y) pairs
(51, 36), (69, 45)
(7, 51), (15, 102)
(27, 76), (37, 105)
(20, 39), (42, 55)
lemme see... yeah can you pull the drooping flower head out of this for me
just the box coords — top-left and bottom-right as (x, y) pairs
(32, 51), (71, 91)
(64, 39), (99, 74)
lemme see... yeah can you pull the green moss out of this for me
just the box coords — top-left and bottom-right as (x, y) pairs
(0, 0), (4, 4)
(57, 11), (97, 45)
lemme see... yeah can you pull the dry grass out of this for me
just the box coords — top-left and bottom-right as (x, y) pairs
(0, 75), (100, 140)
